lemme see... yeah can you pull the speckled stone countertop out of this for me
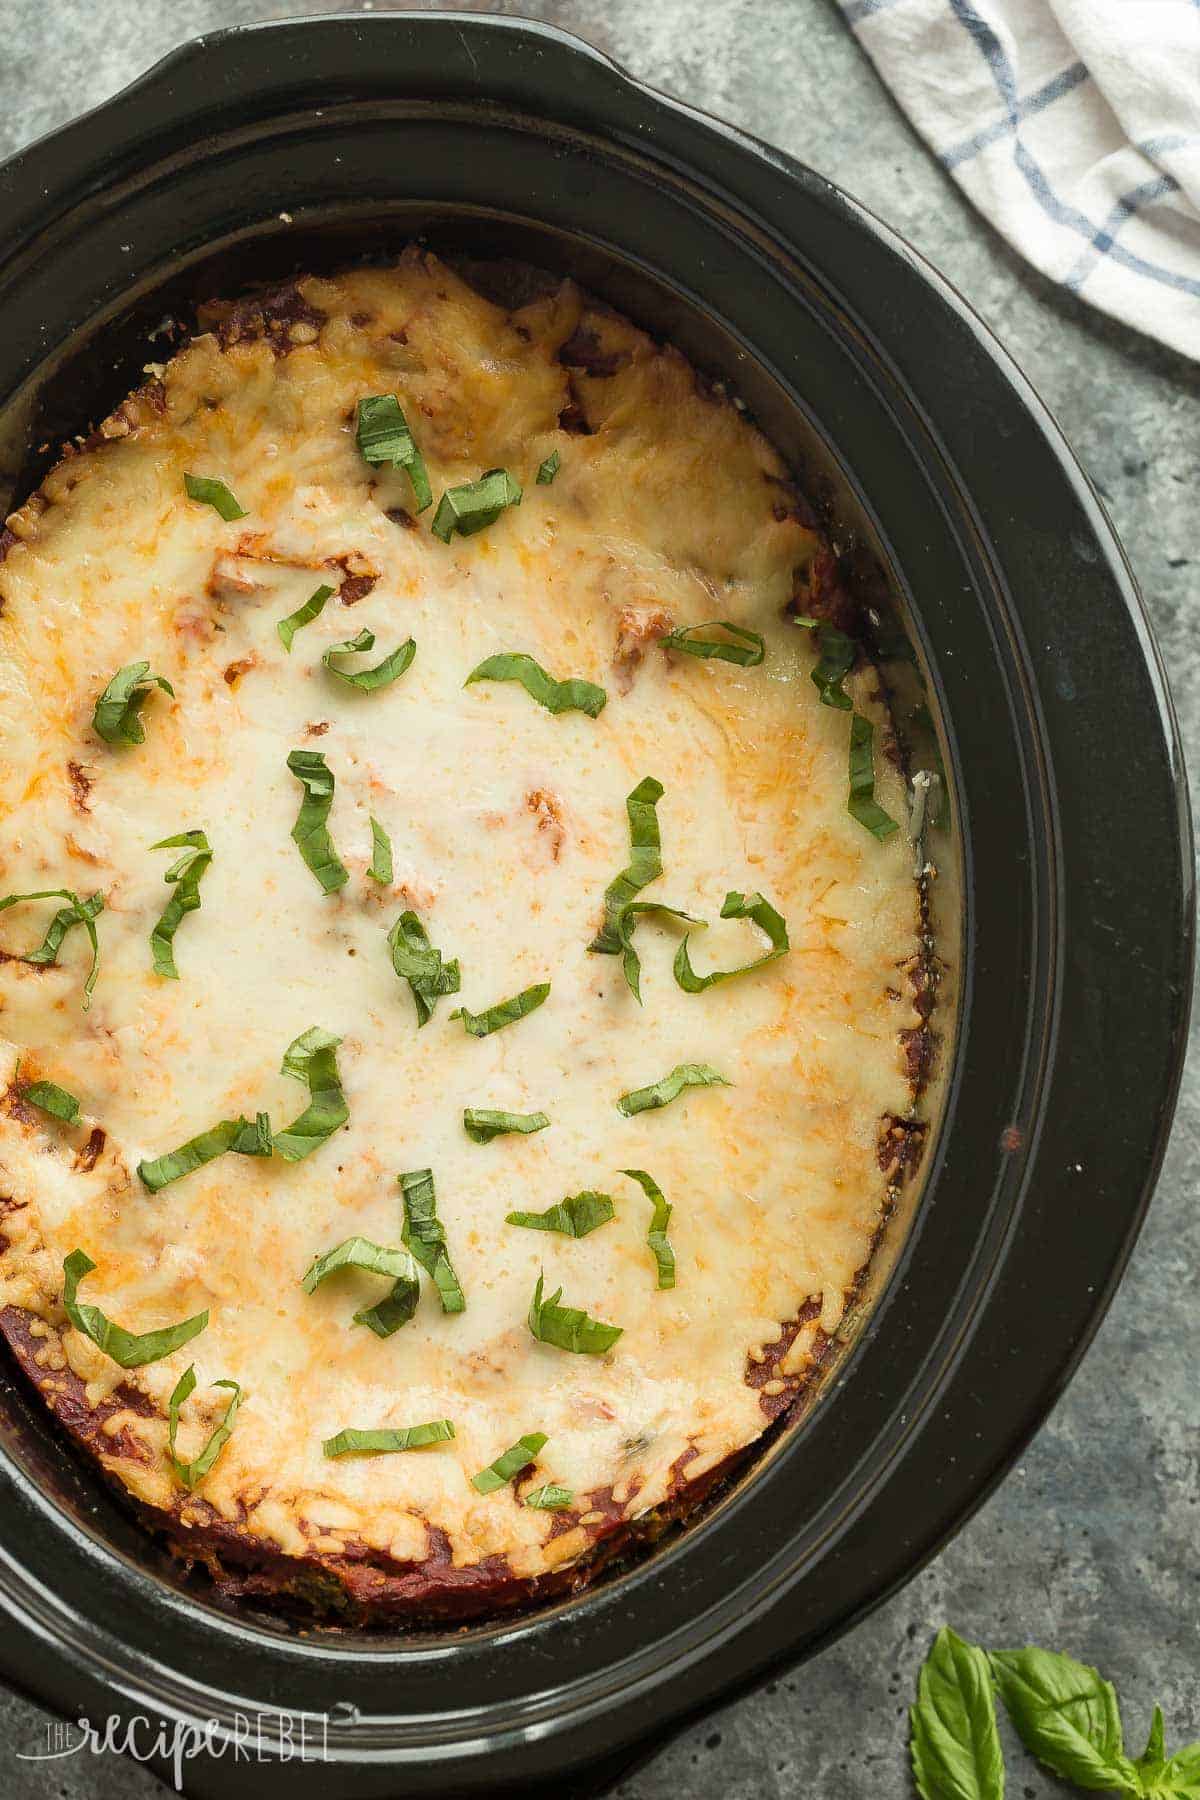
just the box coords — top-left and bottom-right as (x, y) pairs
(0, 3), (1196, 1796)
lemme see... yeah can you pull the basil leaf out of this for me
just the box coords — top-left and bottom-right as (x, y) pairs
(588, 777), (665, 995)
(431, 468), (522, 543)
(616, 1062), (731, 1118)
(23, 1079), (80, 1123)
(990, 1646), (1140, 1793)
(620, 1168), (675, 1288)
(149, 830), (212, 979)
(167, 1366), (241, 1491)
(323, 1419), (455, 1459)
(658, 620), (765, 667)
(273, 1025), (348, 1161)
(184, 474), (247, 521)
(465, 652), (606, 719)
(62, 1249), (208, 1369)
(471, 1431), (547, 1494)
(536, 451), (560, 485)
(1158, 1741), (1200, 1796)
(795, 616), (856, 710)
(369, 816), (394, 884)
(355, 394), (432, 512)
(399, 1168), (465, 1313)
(277, 583), (334, 652)
(463, 1109), (550, 1144)
(286, 749), (350, 893)
(1136, 1706), (1168, 1790)
(452, 982), (549, 1038)
(674, 889), (789, 992)
(527, 1271), (622, 1355)
(506, 1192), (614, 1237)
(387, 910), (461, 1027)
(0, 889), (104, 1010)
(607, 901), (703, 1006)
(138, 1112), (271, 1192)
(323, 628), (416, 693)
(909, 1628), (1005, 1800)
(301, 1236), (421, 1338)
(523, 1483), (573, 1510)
(848, 712), (899, 841)
(92, 661), (175, 748)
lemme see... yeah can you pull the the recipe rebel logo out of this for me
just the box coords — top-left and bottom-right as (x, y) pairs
(15, 1705), (334, 1790)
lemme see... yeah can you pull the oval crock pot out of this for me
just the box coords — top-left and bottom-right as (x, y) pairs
(0, 13), (1191, 1798)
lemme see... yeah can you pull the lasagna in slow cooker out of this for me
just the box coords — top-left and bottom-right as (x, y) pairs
(0, 249), (932, 1620)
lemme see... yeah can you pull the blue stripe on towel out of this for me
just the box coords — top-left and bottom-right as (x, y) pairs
(942, 61), (1090, 170)
(1065, 174), (1183, 291)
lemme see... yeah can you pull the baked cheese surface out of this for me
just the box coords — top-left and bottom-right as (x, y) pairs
(0, 252), (921, 1601)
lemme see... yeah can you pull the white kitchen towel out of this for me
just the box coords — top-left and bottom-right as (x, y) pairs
(839, 0), (1200, 360)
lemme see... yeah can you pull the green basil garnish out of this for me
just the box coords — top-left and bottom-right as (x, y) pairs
(23, 1079), (80, 1123)
(149, 830), (212, 979)
(611, 901), (703, 1006)
(138, 1112), (271, 1192)
(616, 1062), (731, 1118)
(0, 888), (103, 1010)
(463, 1109), (550, 1144)
(451, 983), (550, 1038)
(431, 468), (522, 543)
(301, 1236), (420, 1338)
(92, 661), (175, 748)
(323, 1419), (455, 1459)
(796, 615), (855, 710)
(588, 777), (666, 997)
(273, 1026), (348, 1161)
(184, 474), (247, 521)
(658, 621), (765, 667)
(387, 910), (461, 1026)
(536, 451), (560, 485)
(621, 1168), (675, 1288)
(527, 1272), (623, 1355)
(286, 749), (350, 893)
(506, 1193), (614, 1237)
(523, 1482), (573, 1510)
(848, 712), (899, 840)
(471, 1432), (547, 1494)
(62, 1249), (208, 1368)
(465, 652), (606, 718)
(167, 1366), (241, 1490)
(277, 583), (333, 652)
(674, 889), (789, 992)
(322, 628), (416, 693)
(355, 394), (433, 512)
(399, 1168), (465, 1313)
(369, 816), (394, 884)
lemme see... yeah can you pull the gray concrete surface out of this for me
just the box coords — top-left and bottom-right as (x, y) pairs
(1, 2), (1197, 1795)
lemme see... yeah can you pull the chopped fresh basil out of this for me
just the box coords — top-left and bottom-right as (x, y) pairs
(399, 1168), (465, 1313)
(368, 816), (394, 884)
(322, 628), (416, 693)
(796, 615), (855, 710)
(387, 910), (461, 1026)
(286, 749), (350, 893)
(149, 830), (212, 979)
(0, 888), (104, 1010)
(674, 889), (789, 992)
(451, 982), (550, 1038)
(616, 1062), (731, 1118)
(527, 1272), (623, 1355)
(431, 468), (522, 543)
(621, 1168), (675, 1288)
(465, 651), (606, 718)
(273, 1026), (348, 1161)
(183, 473), (247, 521)
(323, 1419), (455, 1459)
(63, 1249), (208, 1368)
(463, 1108), (550, 1144)
(23, 1079), (80, 1123)
(536, 450), (560, 485)
(471, 1431), (548, 1494)
(658, 620), (765, 667)
(588, 777), (665, 997)
(138, 1112), (271, 1192)
(167, 1366), (241, 1490)
(506, 1193), (614, 1237)
(355, 394), (433, 512)
(92, 661), (175, 748)
(301, 1236), (421, 1338)
(848, 712), (899, 840)
(277, 583), (333, 652)
(523, 1482), (573, 1510)
(610, 901), (703, 1006)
